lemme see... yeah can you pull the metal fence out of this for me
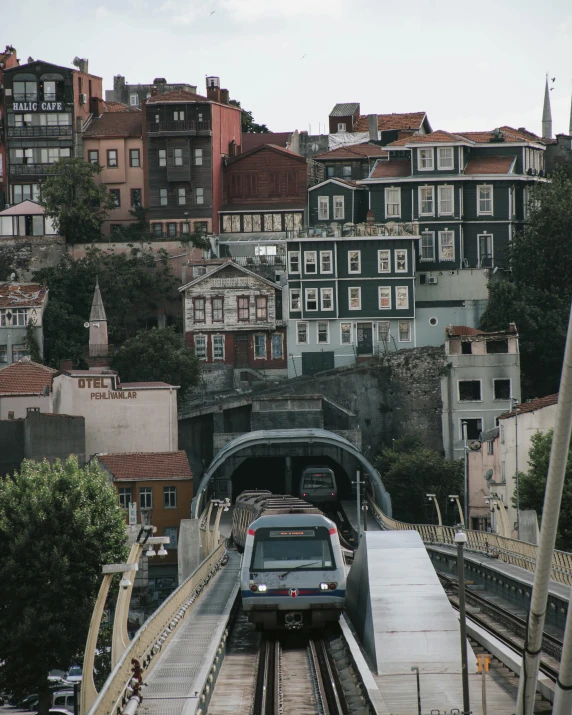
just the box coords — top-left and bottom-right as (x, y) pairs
(367, 497), (572, 586)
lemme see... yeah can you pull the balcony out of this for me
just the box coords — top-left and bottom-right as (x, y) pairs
(7, 125), (73, 138)
(9, 164), (58, 176)
(147, 120), (212, 135)
(233, 255), (285, 267)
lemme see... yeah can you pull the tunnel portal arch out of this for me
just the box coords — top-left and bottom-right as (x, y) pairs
(191, 428), (392, 518)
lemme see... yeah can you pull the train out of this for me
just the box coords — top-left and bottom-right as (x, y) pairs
(232, 490), (347, 630)
(299, 465), (338, 504)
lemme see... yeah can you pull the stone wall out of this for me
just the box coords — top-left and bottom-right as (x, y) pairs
(0, 235), (66, 281)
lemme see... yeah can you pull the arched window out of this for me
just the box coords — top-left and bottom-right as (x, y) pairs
(13, 73), (37, 101)
(40, 72), (65, 102)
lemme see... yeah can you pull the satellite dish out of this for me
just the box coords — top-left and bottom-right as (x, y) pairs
(469, 440), (482, 451)
(485, 469), (494, 482)
(84, 322), (90, 329)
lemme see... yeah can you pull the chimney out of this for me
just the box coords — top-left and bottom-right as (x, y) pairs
(206, 76), (221, 103)
(150, 85), (159, 97)
(90, 96), (104, 116)
(220, 88), (230, 105)
(368, 114), (378, 141)
(59, 359), (73, 372)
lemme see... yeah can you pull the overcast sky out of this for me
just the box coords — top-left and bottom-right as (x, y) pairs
(5, 0), (572, 137)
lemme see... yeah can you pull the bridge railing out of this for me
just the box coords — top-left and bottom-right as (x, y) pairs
(367, 497), (572, 587)
(87, 540), (226, 715)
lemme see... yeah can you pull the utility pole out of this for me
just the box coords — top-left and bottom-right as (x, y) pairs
(512, 397), (520, 539)
(353, 470), (365, 546)
(455, 527), (471, 715)
(462, 421), (469, 527)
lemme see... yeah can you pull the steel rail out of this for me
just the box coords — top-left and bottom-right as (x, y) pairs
(309, 638), (347, 715)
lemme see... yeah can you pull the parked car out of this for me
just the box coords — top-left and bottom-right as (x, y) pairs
(66, 666), (82, 683)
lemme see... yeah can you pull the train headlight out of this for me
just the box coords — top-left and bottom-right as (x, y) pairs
(320, 583), (329, 591)
(258, 584), (268, 593)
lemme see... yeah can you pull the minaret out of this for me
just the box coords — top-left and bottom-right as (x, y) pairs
(542, 74), (552, 140)
(87, 278), (111, 369)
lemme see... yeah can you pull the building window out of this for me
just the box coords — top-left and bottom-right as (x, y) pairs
(463, 418), (483, 441)
(338, 123), (346, 132)
(11, 309), (29, 327)
(478, 234), (493, 267)
(377, 321), (390, 343)
(255, 295), (268, 321)
(212, 297), (224, 322)
(418, 148), (434, 170)
(458, 380), (482, 401)
(118, 487), (132, 509)
(437, 147), (454, 170)
(341, 322), (352, 344)
(333, 196), (344, 220)
(349, 287), (361, 310)
(12, 184), (40, 204)
(385, 187), (401, 218)
(139, 487), (153, 509)
(109, 189), (120, 208)
(487, 440), (494, 456)
(318, 196), (329, 221)
(321, 287), (333, 310)
(131, 188), (142, 207)
(398, 320), (411, 342)
(88, 150), (99, 165)
(438, 185), (454, 215)
(271, 334), (283, 359)
(160, 188), (168, 206)
(378, 250), (390, 273)
(159, 149), (167, 167)
(305, 288), (318, 311)
(342, 165), (351, 178)
(129, 149), (140, 168)
(152, 223), (163, 237)
(317, 321), (329, 344)
(194, 335), (207, 360)
(107, 150), (118, 168)
(348, 250), (361, 274)
(297, 322), (308, 344)
(439, 231), (455, 261)
(212, 335), (224, 360)
(395, 249), (407, 273)
(164, 486), (177, 508)
(254, 334), (266, 359)
(194, 148), (203, 165)
(178, 187), (186, 205)
(0, 345), (7, 363)
(396, 286), (409, 309)
(290, 289), (301, 312)
(419, 186), (434, 215)
(196, 187), (204, 204)
(478, 185), (493, 215)
(272, 214), (281, 231)
(174, 148), (183, 166)
(237, 296), (249, 321)
(421, 231), (435, 261)
(320, 251), (332, 274)
(12, 345), (28, 361)
(494, 379), (511, 400)
(245, 174), (258, 197)
(173, 110), (185, 121)
(305, 251), (317, 274)
(129, 93), (139, 106)
(163, 526), (178, 549)
(378, 286), (391, 309)
(166, 223), (177, 237)
(193, 297), (206, 322)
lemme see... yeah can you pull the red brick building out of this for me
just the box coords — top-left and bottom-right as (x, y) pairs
(0, 45), (20, 209)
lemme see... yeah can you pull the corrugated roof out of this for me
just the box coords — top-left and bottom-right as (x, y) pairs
(369, 159), (411, 179)
(498, 394), (558, 420)
(313, 143), (389, 161)
(353, 112), (427, 132)
(0, 283), (48, 308)
(464, 156), (515, 175)
(0, 360), (56, 395)
(97, 450), (193, 481)
(83, 112), (142, 138)
(330, 103), (360, 117)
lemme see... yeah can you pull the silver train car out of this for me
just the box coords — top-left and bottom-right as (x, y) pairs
(232, 491), (346, 630)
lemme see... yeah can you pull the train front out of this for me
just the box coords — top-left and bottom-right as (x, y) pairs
(240, 513), (346, 630)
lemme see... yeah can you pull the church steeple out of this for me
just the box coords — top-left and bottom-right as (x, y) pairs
(542, 74), (553, 140)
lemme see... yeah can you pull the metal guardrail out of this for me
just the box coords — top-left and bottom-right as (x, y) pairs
(367, 497), (572, 587)
(87, 541), (226, 715)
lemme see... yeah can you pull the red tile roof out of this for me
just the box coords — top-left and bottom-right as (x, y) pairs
(464, 156), (515, 175)
(146, 89), (209, 104)
(83, 112), (142, 138)
(456, 129), (524, 144)
(498, 394), (558, 420)
(0, 283), (48, 308)
(369, 160), (411, 179)
(313, 143), (389, 160)
(97, 451), (193, 481)
(242, 132), (291, 153)
(0, 360), (57, 395)
(386, 130), (464, 147)
(353, 112), (427, 132)
(103, 100), (136, 113)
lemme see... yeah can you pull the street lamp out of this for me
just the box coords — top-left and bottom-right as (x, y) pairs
(455, 526), (471, 715)
(449, 494), (464, 526)
(462, 421), (469, 528)
(512, 397), (520, 539)
(426, 493), (442, 526)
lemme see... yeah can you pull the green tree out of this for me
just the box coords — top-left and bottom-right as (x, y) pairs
(518, 429), (572, 550)
(112, 327), (201, 399)
(374, 436), (464, 525)
(229, 99), (270, 133)
(480, 166), (572, 398)
(0, 457), (128, 714)
(33, 247), (177, 367)
(25, 319), (43, 364)
(39, 158), (116, 243)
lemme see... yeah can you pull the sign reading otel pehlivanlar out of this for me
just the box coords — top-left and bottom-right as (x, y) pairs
(77, 377), (137, 401)
(12, 101), (64, 112)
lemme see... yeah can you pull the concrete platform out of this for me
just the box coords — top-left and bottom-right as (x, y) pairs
(345, 530), (476, 676)
(139, 552), (240, 715)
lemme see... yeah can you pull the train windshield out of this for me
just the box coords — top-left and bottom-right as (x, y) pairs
(250, 526), (335, 571)
(302, 472), (334, 489)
